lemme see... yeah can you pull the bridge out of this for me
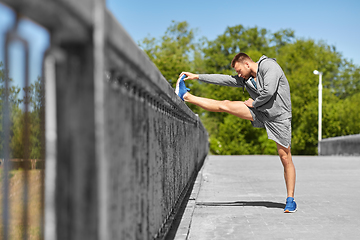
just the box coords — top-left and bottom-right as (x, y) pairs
(0, 1), (359, 240)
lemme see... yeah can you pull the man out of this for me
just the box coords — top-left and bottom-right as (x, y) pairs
(176, 53), (297, 213)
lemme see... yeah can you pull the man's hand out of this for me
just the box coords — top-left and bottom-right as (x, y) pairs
(180, 72), (199, 81)
(244, 98), (254, 108)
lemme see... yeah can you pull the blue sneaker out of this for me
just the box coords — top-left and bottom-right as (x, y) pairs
(175, 74), (190, 101)
(284, 197), (297, 213)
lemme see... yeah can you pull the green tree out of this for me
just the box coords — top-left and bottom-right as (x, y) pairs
(11, 76), (44, 159)
(9, 105), (24, 158)
(331, 59), (360, 99)
(1, 62), (44, 159)
(28, 77), (44, 159)
(1, 62), (22, 158)
(203, 25), (272, 75)
(140, 21), (199, 87)
(139, 20), (207, 115)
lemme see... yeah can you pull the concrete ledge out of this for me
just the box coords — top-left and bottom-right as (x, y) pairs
(171, 157), (207, 240)
(320, 134), (360, 156)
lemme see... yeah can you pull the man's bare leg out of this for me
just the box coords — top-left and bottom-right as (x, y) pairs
(277, 143), (296, 198)
(183, 92), (254, 121)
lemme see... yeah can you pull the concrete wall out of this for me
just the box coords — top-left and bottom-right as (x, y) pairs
(320, 134), (360, 156)
(0, 1), (208, 239)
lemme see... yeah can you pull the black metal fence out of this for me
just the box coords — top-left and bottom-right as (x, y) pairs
(0, 1), (208, 240)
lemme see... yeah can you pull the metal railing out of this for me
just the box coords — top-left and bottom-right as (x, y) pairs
(1, 1), (209, 240)
(1, 10), (45, 240)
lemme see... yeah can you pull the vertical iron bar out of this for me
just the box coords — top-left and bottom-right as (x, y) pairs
(3, 15), (31, 240)
(43, 50), (59, 240)
(22, 30), (30, 240)
(39, 51), (47, 240)
(2, 23), (11, 240)
(93, 0), (107, 239)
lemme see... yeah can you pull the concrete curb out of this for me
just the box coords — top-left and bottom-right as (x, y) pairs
(172, 157), (208, 240)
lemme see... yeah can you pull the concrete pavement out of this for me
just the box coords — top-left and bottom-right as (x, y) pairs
(173, 155), (360, 240)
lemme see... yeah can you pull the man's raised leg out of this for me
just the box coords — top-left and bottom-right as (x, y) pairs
(183, 92), (254, 121)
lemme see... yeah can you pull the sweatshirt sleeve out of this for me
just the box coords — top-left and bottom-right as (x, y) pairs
(198, 74), (245, 88)
(252, 60), (281, 108)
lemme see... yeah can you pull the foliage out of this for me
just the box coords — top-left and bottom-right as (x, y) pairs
(0, 62), (22, 157)
(139, 21), (199, 87)
(0, 62), (44, 159)
(140, 22), (360, 155)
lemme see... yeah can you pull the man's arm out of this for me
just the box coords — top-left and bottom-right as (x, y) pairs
(252, 61), (281, 108)
(180, 72), (245, 88)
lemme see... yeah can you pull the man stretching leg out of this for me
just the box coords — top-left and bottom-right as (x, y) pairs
(176, 52), (297, 213)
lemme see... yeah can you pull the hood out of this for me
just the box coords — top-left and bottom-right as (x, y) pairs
(258, 55), (276, 64)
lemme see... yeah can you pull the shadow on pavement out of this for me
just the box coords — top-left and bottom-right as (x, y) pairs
(196, 201), (286, 209)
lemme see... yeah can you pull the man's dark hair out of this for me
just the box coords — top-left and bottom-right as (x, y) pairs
(231, 53), (253, 68)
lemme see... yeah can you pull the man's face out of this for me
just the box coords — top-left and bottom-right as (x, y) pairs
(234, 61), (251, 80)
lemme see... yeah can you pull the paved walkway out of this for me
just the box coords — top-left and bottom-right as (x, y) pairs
(173, 155), (360, 240)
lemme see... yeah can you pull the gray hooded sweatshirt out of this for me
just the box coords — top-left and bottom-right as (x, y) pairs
(198, 55), (292, 121)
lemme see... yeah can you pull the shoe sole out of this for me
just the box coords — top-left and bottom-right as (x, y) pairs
(284, 208), (297, 213)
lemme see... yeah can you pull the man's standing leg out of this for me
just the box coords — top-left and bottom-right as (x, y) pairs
(277, 144), (296, 197)
(277, 143), (297, 212)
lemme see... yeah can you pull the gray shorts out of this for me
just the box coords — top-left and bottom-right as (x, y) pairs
(248, 108), (292, 148)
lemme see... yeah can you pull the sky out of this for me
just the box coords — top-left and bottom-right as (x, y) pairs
(106, 0), (360, 66)
(0, 0), (359, 91)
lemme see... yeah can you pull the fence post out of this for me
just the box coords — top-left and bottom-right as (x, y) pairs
(93, 0), (108, 239)
(53, 2), (102, 236)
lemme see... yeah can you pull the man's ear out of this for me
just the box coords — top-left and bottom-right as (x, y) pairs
(244, 61), (250, 69)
